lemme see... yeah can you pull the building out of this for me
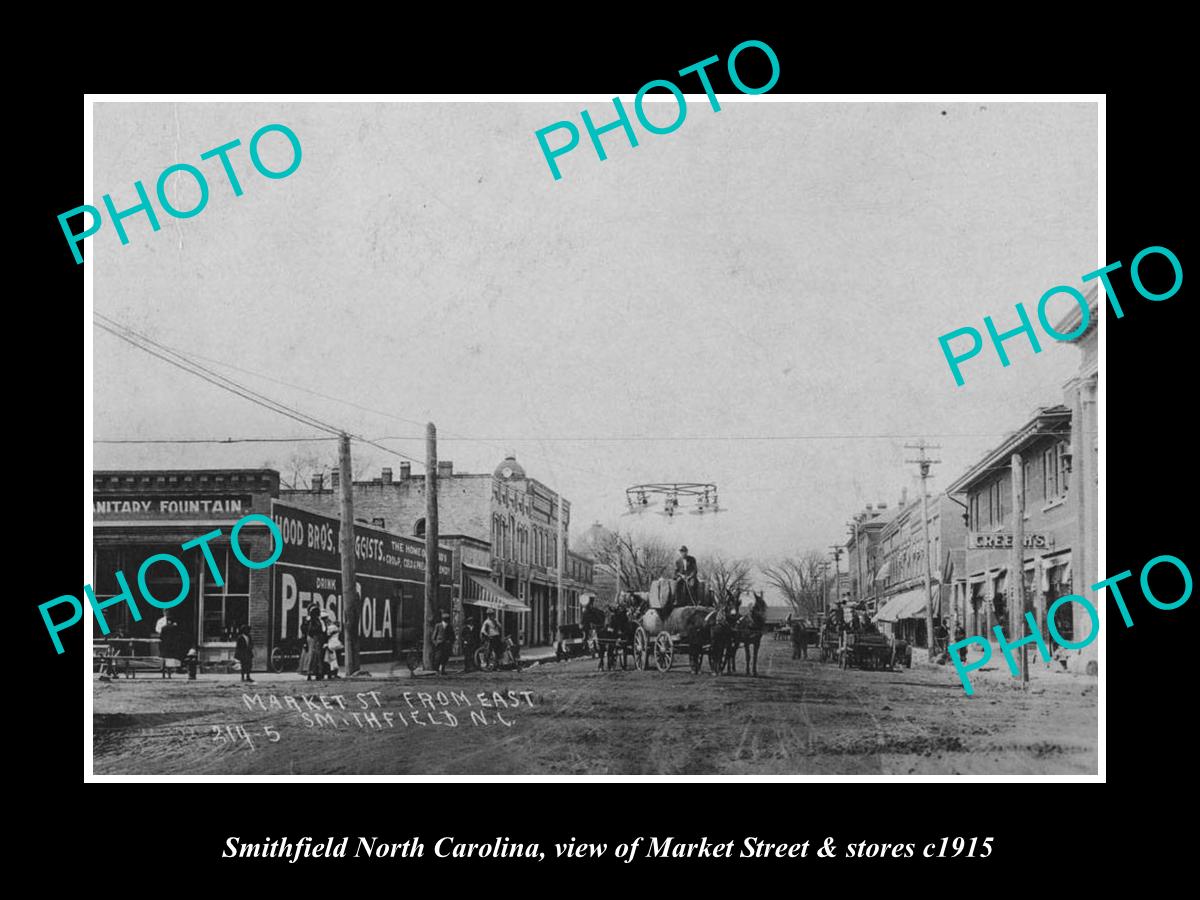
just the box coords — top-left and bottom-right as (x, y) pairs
(944, 406), (1077, 644)
(873, 492), (968, 648)
(92, 469), (450, 671)
(281, 454), (590, 648)
(843, 502), (895, 610)
(577, 521), (621, 605)
(1055, 283), (1099, 607)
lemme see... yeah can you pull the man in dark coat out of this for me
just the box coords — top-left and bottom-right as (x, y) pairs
(432, 612), (455, 675)
(461, 620), (478, 672)
(673, 545), (699, 606)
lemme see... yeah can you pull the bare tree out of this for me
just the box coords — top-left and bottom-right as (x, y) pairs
(760, 550), (828, 619)
(699, 552), (754, 601)
(587, 527), (675, 594)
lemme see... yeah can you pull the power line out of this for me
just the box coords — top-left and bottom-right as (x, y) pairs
(372, 432), (1073, 442)
(94, 314), (425, 467)
(94, 437), (339, 444)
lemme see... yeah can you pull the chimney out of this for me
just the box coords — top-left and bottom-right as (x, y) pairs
(438, 461), (453, 478)
(330, 470), (340, 490)
(877, 502), (888, 510)
(381, 467), (393, 484)
(900, 487), (908, 507)
(312, 472), (323, 492)
(399, 462), (411, 479)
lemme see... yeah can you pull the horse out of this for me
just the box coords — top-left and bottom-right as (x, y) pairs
(580, 601), (606, 660)
(707, 605), (738, 675)
(735, 591), (768, 676)
(597, 604), (632, 670)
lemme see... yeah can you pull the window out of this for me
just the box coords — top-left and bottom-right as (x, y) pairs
(1043, 443), (1068, 503)
(969, 493), (981, 531)
(414, 517), (426, 538)
(201, 546), (250, 642)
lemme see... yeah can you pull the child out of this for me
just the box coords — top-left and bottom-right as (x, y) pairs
(325, 626), (343, 679)
(235, 624), (254, 682)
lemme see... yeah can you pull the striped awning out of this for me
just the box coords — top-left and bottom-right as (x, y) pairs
(464, 574), (530, 612)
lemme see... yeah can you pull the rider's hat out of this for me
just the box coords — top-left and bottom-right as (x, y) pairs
(679, 545), (688, 553)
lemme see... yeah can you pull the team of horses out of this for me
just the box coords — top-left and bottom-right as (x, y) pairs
(583, 588), (769, 676)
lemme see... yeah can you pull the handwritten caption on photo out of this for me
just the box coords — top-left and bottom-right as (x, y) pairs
(242, 688), (537, 731)
(222, 834), (995, 863)
(937, 244), (1182, 386)
(950, 552), (1191, 694)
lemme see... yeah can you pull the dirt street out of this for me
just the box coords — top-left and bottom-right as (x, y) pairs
(93, 638), (1097, 775)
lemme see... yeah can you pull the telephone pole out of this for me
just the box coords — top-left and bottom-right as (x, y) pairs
(845, 521), (863, 603)
(817, 561), (830, 617)
(424, 423), (439, 671)
(338, 433), (360, 675)
(828, 545), (844, 606)
(1011, 452), (1028, 687)
(556, 495), (565, 629)
(905, 440), (941, 662)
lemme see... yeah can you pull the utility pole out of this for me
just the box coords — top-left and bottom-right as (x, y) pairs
(556, 495), (565, 629)
(1011, 452), (1028, 688)
(905, 440), (942, 662)
(817, 561), (830, 617)
(828, 545), (844, 606)
(338, 433), (360, 675)
(845, 521), (862, 603)
(424, 423), (439, 671)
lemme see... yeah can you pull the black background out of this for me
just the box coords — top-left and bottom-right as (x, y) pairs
(22, 21), (1190, 886)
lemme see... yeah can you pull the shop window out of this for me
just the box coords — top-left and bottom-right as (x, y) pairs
(201, 546), (250, 643)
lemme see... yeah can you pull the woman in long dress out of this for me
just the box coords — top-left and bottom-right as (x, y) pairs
(301, 605), (327, 681)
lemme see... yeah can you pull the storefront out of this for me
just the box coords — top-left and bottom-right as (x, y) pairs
(93, 469), (281, 669)
(91, 469), (452, 671)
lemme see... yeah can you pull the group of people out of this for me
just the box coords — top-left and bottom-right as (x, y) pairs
(300, 605), (344, 681)
(152, 613), (254, 681)
(460, 610), (510, 673)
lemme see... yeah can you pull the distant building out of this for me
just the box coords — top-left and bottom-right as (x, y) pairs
(873, 493), (968, 648)
(844, 503), (895, 609)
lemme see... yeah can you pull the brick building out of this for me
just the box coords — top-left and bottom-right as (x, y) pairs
(91, 468), (451, 672)
(945, 405), (1077, 642)
(92, 469), (280, 670)
(281, 454), (592, 648)
(873, 493), (968, 648)
(844, 502), (895, 609)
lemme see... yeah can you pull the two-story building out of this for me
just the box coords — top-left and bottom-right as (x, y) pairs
(945, 405), (1077, 644)
(873, 492), (969, 648)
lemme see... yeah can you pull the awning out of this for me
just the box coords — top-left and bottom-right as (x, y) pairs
(464, 574), (530, 612)
(875, 585), (938, 623)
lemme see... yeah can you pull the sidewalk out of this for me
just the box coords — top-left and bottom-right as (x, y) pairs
(97, 644), (568, 685)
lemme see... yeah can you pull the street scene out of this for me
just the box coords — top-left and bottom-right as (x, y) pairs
(94, 636), (1096, 775)
(89, 100), (1099, 776)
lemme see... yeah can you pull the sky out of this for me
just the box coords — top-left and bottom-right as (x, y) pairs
(92, 99), (1097, 569)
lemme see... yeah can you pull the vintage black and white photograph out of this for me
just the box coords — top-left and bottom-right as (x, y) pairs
(87, 97), (1099, 776)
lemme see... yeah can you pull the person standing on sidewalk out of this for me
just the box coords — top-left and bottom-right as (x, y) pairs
(432, 611), (455, 675)
(301, 605), (327, 681)
(461, 619), (477, 672)
(235, 624), (254, 683)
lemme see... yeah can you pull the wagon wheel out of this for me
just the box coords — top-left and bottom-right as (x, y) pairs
(270, 645), (286, 674)
(633, 627), (649, 671)
(654, 633), (674, 672)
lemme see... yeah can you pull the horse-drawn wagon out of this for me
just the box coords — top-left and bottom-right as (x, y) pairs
(837, 631), (910, 671)
(631, 579), (716, 673)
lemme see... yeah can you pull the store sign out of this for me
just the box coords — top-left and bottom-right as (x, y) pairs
(93, 494), (252, 518)
(461, 543), (492, 571)
(968, 532), (1052, 550)
(271, 502), (451, 656)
